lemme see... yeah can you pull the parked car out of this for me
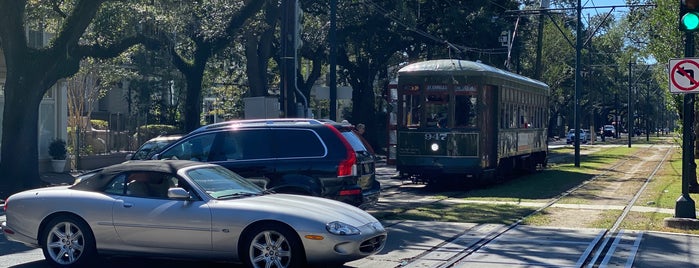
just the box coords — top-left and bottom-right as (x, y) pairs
(1, 160), (387, 267)
(155, 118), (380, 209)
(126, 134), (182, 160)
(603, 125), (616, 137)
(566, 129), (589, 144)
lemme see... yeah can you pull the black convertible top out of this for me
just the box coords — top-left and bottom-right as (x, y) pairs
(71, 160), (211, 191)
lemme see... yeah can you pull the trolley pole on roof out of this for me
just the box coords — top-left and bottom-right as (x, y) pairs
(573, 0), (582, 167)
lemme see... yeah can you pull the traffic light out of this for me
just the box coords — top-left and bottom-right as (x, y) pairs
(681, 0), (699, 31)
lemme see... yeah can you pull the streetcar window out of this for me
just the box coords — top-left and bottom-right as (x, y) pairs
(425, 93), (448, 128)
(402, 94), (421, 127)
(455, 95), (477, 128)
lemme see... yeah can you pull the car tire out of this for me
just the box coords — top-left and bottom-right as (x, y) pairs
(241, 222), (305, 268)
(41, 215), (97, 267)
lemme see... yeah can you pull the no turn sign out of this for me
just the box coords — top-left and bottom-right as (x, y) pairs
(670, 58), (699, 93)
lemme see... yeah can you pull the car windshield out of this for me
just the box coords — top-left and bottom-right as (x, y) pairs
(132, 140), (177, 160)
(185, 165), (264, 199)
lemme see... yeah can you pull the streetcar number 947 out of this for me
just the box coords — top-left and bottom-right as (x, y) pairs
(425, 133), (447, 141)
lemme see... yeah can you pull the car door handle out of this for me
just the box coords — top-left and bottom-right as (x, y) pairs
(123, 202), (134, 208)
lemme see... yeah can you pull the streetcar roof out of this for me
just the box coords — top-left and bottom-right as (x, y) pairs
(398, 59), (549, 91)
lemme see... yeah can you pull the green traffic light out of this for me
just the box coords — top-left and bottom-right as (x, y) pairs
(683, 12), (699, 31)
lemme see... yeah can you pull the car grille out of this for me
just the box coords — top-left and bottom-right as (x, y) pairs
(359, 234), (386, 253)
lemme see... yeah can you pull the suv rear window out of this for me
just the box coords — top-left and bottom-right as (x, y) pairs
(275, 129), (325, 158)
(341, 131), (370, 153)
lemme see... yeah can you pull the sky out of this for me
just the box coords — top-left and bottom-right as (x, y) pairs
(579, 0), (631, 18)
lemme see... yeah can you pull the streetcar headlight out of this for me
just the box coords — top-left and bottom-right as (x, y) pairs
(431, 143), (439, 151)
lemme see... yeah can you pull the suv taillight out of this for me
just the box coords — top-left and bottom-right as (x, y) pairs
(338, 153), (357, 177)
(326, 125), (357, 177)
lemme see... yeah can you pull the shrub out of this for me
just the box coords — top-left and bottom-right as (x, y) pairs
(134, 124), (180, 141)
(49, 139), (67, 160)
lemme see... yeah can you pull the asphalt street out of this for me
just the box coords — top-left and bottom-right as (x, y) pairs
(2, 163), (699, 267)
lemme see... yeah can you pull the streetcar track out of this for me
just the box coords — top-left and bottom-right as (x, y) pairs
(386, 144), (674, 268)
(583, 145), (673, 268)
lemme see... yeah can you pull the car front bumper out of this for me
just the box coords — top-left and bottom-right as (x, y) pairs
(302, 222), (387, 264)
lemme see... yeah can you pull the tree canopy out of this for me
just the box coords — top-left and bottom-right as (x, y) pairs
(0, 0), (685, 197)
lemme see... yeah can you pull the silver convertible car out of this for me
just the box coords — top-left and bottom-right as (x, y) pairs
(1, 160), (387, 267)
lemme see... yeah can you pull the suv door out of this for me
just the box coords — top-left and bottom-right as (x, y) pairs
(158, 133), (216, 162)
(270, 128), (329, 195)
(208, 129), (276, 188)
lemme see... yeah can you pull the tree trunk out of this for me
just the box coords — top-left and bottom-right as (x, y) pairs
(182, 66), (205, 132)
(0, 77), (46, 198)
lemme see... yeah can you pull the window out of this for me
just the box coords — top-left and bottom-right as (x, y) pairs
(275, 129), (325, 158)
(210, 129), (272, 161)
(160, 133), (216, 161)
(401, 92), (421, 127)
(425, 93), (448, 128)
(104, 174), (127, 195)
(106, 172), (179, 199)
(455, 94), (478, 128)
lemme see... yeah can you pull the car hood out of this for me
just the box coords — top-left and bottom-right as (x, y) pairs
(215, 193), (379, 226)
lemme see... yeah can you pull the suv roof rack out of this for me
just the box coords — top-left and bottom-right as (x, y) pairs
(191, 118), (324, 134)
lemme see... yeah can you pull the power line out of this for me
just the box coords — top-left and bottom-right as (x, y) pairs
(358, 0), (507, 56)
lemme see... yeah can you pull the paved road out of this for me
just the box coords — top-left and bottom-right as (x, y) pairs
(3, 164), (699, 267)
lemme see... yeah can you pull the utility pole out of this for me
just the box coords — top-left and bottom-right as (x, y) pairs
(675, 0), (699, 218)
(280, 0), (295, 117)
(329, 0), (337, 121)
(628, 61), (633, 148)
(574, 0), (582, 167)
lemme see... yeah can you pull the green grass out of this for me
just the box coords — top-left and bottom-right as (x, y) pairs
(372, 202), (535, 224)
(465, 146), (638, 203)
(635, 149), (699, 209)
(373, 140), (699, 234)
(372, 145), (639, 223)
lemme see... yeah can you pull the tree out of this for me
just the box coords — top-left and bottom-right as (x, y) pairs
(0, 0), (157, 197)
(66, 59), (106, 159)
(157, 0), (266, 132)
(330, 0), (518, 149)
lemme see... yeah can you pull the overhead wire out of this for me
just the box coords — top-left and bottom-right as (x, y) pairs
(358, 0), (508, 57)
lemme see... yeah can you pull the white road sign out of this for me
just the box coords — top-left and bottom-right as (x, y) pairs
(670, 58), (699, 93)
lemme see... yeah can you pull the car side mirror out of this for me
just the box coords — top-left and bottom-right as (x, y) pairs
(167, 187), (191, 200)
(151, 153), (160, 160)
(125, 153), (133, 160)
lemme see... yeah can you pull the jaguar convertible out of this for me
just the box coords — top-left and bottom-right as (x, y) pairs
(1, 160), (387, 267)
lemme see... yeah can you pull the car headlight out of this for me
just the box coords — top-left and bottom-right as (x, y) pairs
(326, 221), (360, 235)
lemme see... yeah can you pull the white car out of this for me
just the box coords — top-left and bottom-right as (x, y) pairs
(2, 160), (387, 267)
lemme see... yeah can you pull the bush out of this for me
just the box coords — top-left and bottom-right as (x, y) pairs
(134, 124), (180, 141)
(90, 119), (108, 130)
(49, 139), (67, 160)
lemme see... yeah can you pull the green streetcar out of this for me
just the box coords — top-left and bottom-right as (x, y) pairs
(395, 59), (550, 186)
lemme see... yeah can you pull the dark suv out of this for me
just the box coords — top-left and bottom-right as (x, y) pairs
(155, 118), (379, 208)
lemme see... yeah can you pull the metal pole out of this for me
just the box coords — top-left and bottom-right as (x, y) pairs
(676, 31), (696, 219)
(628, 61), (632, 148)
(574, 0), (582, 167)
(329, 0), (337, 121)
